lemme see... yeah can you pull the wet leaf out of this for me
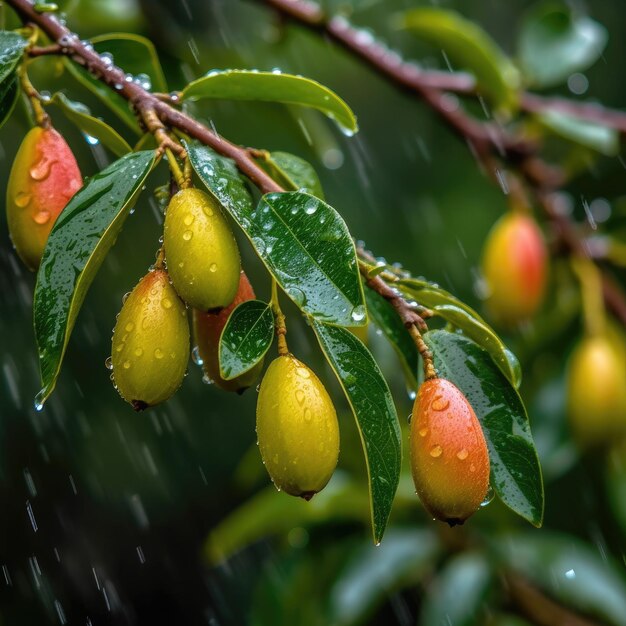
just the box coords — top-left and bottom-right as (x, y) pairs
(34, 150), (157, 406)
(0, 31), (28, 85)
(494, 532), (626, 626)
(400, 8), (520, 110)
(259, 151), (325, 199)
(219, 299), (274, 380)
(181, 70), (358, 135)
(0, 73), (18, 130)
(51, 92), (132, 157)
(313, 322), (401, 544)
(518, 2), (607, 88)
(364, 288), (419, 389)
(536, 110), (619, 156)
(424, 330), (544, 526)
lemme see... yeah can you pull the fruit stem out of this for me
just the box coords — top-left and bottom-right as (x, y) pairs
(271, 279), (289, 356)
(154, 246), (166, 271)
(408, 324), (437, 380)
(572, 256), (606, 337)
(165, 147), (186, 189)
(16, 63), (49, 128)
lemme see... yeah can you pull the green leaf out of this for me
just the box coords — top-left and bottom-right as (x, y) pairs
(259, 151), (325, 199)
(424, 330), (544, 526)
(0, 74), (18, 130)
(494, 532), (626, 626)
(420, 552), (492, 626)
(329, 529), (440, 626)
(364, 288), (418, 389)
(34, 150), (157, 407)
(204, 472), (370, 564)
(219, 299), (274, 380)
(0, 31), (28, 84)
(313, 322), (401, 544)
(400, 8), (520, 110)
(51, 92), (132, 157)
(189, 144), (366, 328)
(400, 280), (521, 388)
(518, 2), (607, 88)
(180, 69), (358, 135)
(536, 110), (619, 156)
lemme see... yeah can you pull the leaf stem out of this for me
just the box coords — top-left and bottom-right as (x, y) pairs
(16, 63), (49, 127)
(408, 324), (437, 380)
(270, 279), (289, 356)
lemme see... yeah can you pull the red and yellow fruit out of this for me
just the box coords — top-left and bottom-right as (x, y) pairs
(111, 269), (190, 410)
(164, 188), (240, 311)
(566, 333), (626, 448)
(193, 271), (263, 393)
(6, 126), (82, 270)
(256, 355), (339, 499)
(410, 377), (490, 525)
(481, 212), (548, 326)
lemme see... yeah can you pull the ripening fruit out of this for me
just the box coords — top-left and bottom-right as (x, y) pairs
(566, 334), (626, 448)
(256, 355), (339, 499)
(193, 271), (263, 393)
(481, 212), (548, 326)
(410, 378), (490, 525)
(6, 126), (82, 270)
(111, 269), (190, 410)
(164, 188), (240, 311)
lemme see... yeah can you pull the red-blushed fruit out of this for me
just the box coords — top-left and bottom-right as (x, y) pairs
(567, 334), (626, 448)
(192, 271), (263, 393)
(481, 212), (548, 326)
(6, 126), (82, 270)
(410, 378), (490, 525)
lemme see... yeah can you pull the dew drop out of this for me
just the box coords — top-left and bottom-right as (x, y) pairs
(14, 192), (32, 208)
(115, 344), (124, 353)
(296, 367), (310, 379)
(429, 444), (443, 458)
(134, 347), (143, 357)
(407, 412), (412, 424)
(125, 322), (134, 332)
(183, 230), (193, 241)
(161, 298), (172, 309)
(122, 291), (131, 303)
(123, 360), (131, 369)
(456, 448), (469, 460)
(480, 486), (495, 508)
(295, 389), (305, 405)
(430, 395), (449, 412)
(191, 346), (204, 365)
(29, 157), (55, 181)
(418, 427), (428, 437)
(104, 357), (113, 370)
(202, 205), (214, 217)
(34, 390), (45, 412)
(303, 408), (312, 422)
(183, 214), (194, 226)
(33, 210), (50, 225)
(209, 263), (217, 272)
(154, 348), (164, 359)
(350, 305), (366, 323)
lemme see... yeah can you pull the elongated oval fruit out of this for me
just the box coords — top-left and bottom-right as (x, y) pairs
(256, 355), (339, 499)
(111, 269), (190, 410)
(567, 334), (626, 447)
(6, 126), (82, 270)
(193, 271), (263, 393)
(410, 378), (490, 525)
(164, 188), (240, 311)
(481, 212), (548, 326)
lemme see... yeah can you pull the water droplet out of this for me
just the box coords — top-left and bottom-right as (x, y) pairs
(304, 203), (317, 215)
(565, 568), (576, 580)
(123, 360), (131, 369)
(202, 205), (214, 217)
(29, 157), (55, 181)
(431, 395), (449, 411)
(15, 192), (32, 207)
(480, 486), (495, 508)
(470, 463), (476, 472)
(34, 390), (45, 412)
(350, 305), (366, 323)
(209, 263), (217, 272)
(161, 298), (172, 309)
(202, 373), (214, 385)
(183, 230), (193, 241)
(407, 389), (417, 401)
(33, 210), (50, 225)
(418, 427), (428, 437)
(296, 367), (310, 379)
(407, 412), (412, 424)
(122, 291), (131, 303)
(115, 343), (124, 353)
(295, 389), (305, 405)
(105, 357), (113, 370)
(192, 346), (204, 366)
(429, 444), (443, 458)
(183, 214), (194, 226)
(303, 408), (312, 422)
(125, 322), (134, 332)
(134, 348), (143, 357)
(456, 449), (468, 460)
(154, 348), (164, 359)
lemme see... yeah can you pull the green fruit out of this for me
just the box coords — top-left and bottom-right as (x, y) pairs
(6, 126), (82, 270)
(164, 188), (241, 311)
(193, 271), (263, 393)
(111, 269), (190, 410)
(256, 355), (339, 499)
(567, 334), (626, 448)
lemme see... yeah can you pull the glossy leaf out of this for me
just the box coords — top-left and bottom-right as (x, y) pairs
(536, 110), (619, 156)
(0, 74), (18, 130)
(329, 529), (440, 626)
(313, 322), (401, 544)
(181, 69), (358, 135)
(34, 150), (157, 406)
(364, 288), (419, 389)
(420, 552), (492, 626)
(494, 532), (626, 626)
(400, 280), (521, 388)
(400, 8), (520, 110)
(219, 299), (274, 380)
(424, 330), (544, 526)
(518, 2), (607, 88)
(51, 92), (132, 157)
(259, 151), (325, 199)
(0, 31), (28, 84)
(189, 146), (366, 328)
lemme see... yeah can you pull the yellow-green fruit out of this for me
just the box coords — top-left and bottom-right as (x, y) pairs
(6, 126), (82, 270)
(256, 355), (339, 499)
(164, 188), (240, 311)
(112, 269), (190, 410)
(567, 334), (626, 447)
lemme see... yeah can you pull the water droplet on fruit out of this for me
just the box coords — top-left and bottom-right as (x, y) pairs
(33, 210), (50, 224)
(29, 157), (55, 181)
(430, 395), (449, 411)
(15, 192), (32, 207)
(154, 348), (164, 359)
(295, 389), (305, 404)
(456, 448), (469, 460)
(183, 214), (194, 226)
(123, 360), (131, 369)
(134, 347), (143, 357)
(430, 444), (442, 458)
(480, 486), (495, 507)
(183, 230), (193, 241)
(161, 298), (172, 309)
(418, 427), (428, 437)
(105, 357), (113, 370)
(209, 263), (217, 272)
